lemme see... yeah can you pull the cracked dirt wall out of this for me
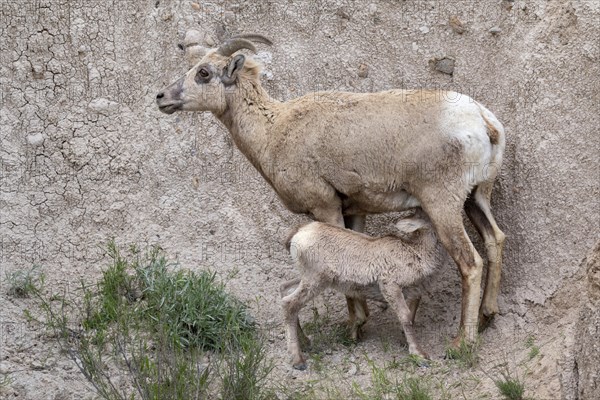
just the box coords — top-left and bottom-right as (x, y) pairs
(1, 1), (598, 398)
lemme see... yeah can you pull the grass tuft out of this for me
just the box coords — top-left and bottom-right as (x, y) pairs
(352, 357), (433, 400)
(302, 306), (355, 353)
(495, 373), (525, 400)
(445, 337), (480, 368)
(4, 265), (44, 298)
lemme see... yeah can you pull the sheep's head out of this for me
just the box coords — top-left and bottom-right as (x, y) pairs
(156, 34), (271, 115)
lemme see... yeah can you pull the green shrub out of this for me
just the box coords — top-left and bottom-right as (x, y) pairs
(31, 241), (273, 400)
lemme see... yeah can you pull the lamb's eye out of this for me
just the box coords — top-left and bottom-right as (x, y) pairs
(198, 68), (209, 78)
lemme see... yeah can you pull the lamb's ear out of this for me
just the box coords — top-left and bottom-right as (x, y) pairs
(395, 218), (429, 234)
(221, 54), (245, 86)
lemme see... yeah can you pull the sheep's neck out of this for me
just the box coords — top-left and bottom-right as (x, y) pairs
(216, 81), (279, 179)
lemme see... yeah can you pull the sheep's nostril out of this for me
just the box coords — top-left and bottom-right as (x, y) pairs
(156, 92), (165, 100)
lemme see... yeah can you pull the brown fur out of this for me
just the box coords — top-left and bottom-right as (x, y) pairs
(482, 113), (500, 145)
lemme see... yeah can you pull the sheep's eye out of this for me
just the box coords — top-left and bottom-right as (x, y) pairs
(198, 68), (209, 78)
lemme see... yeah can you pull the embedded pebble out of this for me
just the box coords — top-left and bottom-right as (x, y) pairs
(449, 16), (466, 34)
(432, 57), (455, 75)
(27, 133), (44, 147)
(358, 63), (369, 78)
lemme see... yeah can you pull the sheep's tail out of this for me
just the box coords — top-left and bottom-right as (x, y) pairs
(476, 102), (505, 147)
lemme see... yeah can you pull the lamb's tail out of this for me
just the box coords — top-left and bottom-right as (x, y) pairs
(285, 224), (306, 252)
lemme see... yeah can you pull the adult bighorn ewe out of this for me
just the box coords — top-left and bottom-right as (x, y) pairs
(282, 208), (441, 370)
(156, 34), (506, 344)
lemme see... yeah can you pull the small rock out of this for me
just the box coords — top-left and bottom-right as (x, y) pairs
(223, 11), (236, 24)
(27, 133), (44, 147)
(358, 63), (369, 78)
(184, 29), (203, 46)
(32, 65), (44, 79)
(449, 16), (465, 34)
(431, 57), (455, 75)
(260, 70), (274, 81)
(345, 363), (358, 377)
(190, 2), (200, 11)
(215, 24), (228, 42)
(31, 360), (44, 370)
(161, 10), (172, 21)
(204, 35), (216, 47)
(0, 363), (9, 374)
(419, 26), (430, 34)
(412, 42), (419, 51)
(489, 26), (502, 35)
(88, 98), (120, 115)
(336, 7), (351, 20)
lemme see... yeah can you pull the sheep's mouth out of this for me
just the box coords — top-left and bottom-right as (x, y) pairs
(158, 103), (182, 114)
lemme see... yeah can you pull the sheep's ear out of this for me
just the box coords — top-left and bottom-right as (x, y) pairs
(221, 54), (245, 86)
(395, 218), (429, 234)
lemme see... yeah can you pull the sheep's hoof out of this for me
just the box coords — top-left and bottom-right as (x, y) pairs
(478, 310), (496, 332)
(292, 361), (307, 371)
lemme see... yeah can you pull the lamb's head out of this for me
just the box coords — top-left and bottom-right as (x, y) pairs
(394, 209), (434, 242)
(156, 34), (271, 115)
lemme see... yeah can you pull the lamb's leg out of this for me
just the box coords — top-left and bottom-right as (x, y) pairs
(403, 285), (422, 325)
(344, 214), (370, 340)
(422, 200), (484, 345)
(280, 278), (301, 296)
(311, 208), (368, 341)
(465, 185), (506, 331)
(280, 278), (310, 348)
(281, 279), (320, 370)
(379, 281), (429, 359)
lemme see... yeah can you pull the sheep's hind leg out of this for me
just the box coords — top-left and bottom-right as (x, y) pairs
(344, 214), (370, 341)
(379, 281), (429, 359)
(465, 185), (506, 331)
(281, 279), (321, 370)
(422, 199), (484, 345)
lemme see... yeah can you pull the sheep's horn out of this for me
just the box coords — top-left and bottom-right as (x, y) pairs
(217, 38), (256, 56)
(231, 34), (273, 46)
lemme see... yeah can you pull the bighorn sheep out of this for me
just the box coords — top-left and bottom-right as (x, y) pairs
(156, 34), (506, 344)
(282, 209), (441, 370)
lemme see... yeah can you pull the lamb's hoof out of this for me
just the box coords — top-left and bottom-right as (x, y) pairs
(292, 361), (307, 371)
(416, 357), (431, 368)
(409, 352), (430, 367)
(349, 320), (366, 342)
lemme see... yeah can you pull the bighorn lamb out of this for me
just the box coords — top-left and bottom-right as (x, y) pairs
(282, 209), (440, 370)
(156, 35), (506, 343)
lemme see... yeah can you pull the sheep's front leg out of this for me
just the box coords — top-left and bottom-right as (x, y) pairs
(379, 281), (429, 359)
(281, 280), (319, 370)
